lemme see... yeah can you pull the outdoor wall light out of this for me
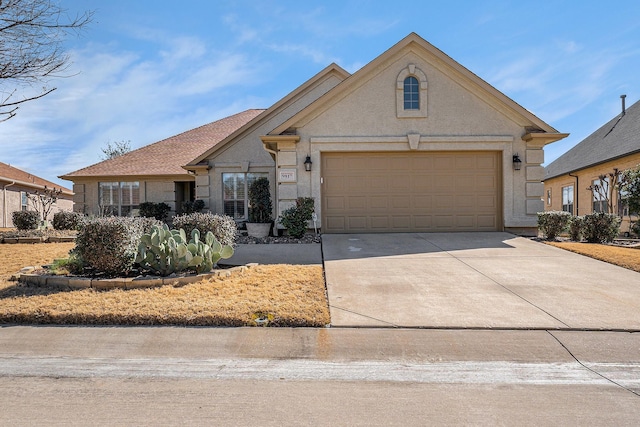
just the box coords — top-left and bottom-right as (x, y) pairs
(304, 155), (312, 172)
(512, 154), (522, 171)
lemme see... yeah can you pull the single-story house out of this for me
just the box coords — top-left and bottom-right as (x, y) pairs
(61, 32), (568, 235)
(1, 161), (74, 228)
(544, 96), (640, 231)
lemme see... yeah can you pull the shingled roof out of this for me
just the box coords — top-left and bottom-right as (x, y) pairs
(60, 109), (265, 179)
(545, 98), (640, 180)
(0, 161), (72, 195)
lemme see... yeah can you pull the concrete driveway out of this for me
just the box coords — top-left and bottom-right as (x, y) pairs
(322, 232), (640, 329)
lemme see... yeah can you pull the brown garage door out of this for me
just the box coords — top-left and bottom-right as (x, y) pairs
(322, 151), (501, 233)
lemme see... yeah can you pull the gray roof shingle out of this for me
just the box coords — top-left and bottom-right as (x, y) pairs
(545, 98), (640, 180)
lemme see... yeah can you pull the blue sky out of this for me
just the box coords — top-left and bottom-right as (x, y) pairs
(2, 0), (640, 187)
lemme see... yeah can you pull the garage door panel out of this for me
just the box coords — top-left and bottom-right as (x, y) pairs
(325, 196), (345, 210)
(434, 215), (454, 228)
(477, 215), (497, 228)
(413, 195), (433, 209)
(325, 216), (345, 231)
(347, 196), (366, 210)
(391, 195), (411, 209)
(477, 195), (497, 209)
(370, 216), (390, 229)
(414, 215), (432, 228)
(322, 152), (501, 233)
(348, 216), (367, 229)
(369, 196), (388, 209)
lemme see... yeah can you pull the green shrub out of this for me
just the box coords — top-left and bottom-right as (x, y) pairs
(568, 216), (583, 241)
(632, 221), (640, 237)
(279, 197), (315, 239)
(181, 199), (205, 214)
(537, 211), (571, 240)
(11, 211), (39, 230)
(248, 177), (272, 223)
(582, 212), (621, 243)
(52, 211), (84, 230)
(171, 212), (237, 247)
(72, 217), (161, 277)
(139, 202), (171, 221)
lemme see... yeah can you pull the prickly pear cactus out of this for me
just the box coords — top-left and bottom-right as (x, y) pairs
(136, 224), (234, 276)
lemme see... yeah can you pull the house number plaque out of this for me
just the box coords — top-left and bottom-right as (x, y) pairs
(278, 169), (297, 182)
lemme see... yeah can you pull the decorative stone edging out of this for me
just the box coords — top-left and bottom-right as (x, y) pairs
(16, 263), (256, 290)
(1, 236), (76, 244)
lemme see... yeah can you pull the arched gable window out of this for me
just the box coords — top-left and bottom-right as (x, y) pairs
(404, 76), (420, 110)
(396, 64), (428, 118)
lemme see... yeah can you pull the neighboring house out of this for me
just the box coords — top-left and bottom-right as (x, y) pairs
(62, 33), (568, 235)
(544, 96), (640, 232)
(0, 162), (74, 228)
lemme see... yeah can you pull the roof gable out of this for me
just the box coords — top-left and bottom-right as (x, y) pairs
(60, 109), (264, 180)
(271, 32), (560, 136)
(545, 98), (640, 180)
(187, 63), (350, 166)
(0, 161), (72, 194)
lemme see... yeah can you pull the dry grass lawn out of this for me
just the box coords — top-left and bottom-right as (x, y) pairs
(0, 243), (329, 326)
(546, 241), (640, 273)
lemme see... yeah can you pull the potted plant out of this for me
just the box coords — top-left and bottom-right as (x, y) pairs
(246, 177), (272, 238)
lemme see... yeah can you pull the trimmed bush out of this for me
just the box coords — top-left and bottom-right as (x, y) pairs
(11, 210), (39, 230)
(279, 197), (315, 239)
(52, 211), (84, 230)
(568, 216), (583, 242)
(582, 212), (621, 243)
(182, 199), (205, 214)
(537, 211), (571, 240)
(72, 216), (161, 277)
(248, 177), (272, 223)
(171, 212), (238, 247)
(139, 202), (171, 221)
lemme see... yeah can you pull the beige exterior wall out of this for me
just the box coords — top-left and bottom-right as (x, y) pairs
(199, 74), (346, 219)
(270, 51), (549, 233)
(68, 176), (194, 217)
(544, 152), (640, 233)
(1, 183), (73, 228)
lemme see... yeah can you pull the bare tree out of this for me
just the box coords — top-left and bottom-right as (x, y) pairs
(0, 0), (93, 121)
(101, 140), (132, 160)
(27, 185), (62, 221)
(587, 169), (623, 214)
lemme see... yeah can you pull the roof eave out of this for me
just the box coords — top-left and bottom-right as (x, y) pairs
(522, 132), (570, 148)
(1, 176), (73, 195)
(270, 32), (561, 136)
(186, 64), (351, 166)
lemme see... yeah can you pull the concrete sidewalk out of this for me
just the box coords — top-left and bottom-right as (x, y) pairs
(221, 243), (323, 266)
(322, 232), (640, 329)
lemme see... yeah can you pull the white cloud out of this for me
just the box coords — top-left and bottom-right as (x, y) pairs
(0, 33), (264, 186)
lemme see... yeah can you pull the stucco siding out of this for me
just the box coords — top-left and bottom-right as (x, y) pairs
(200, 71), (345, 219)
(287, 52), (538, 232)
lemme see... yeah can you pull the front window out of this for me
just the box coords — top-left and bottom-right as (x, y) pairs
(592, 178), (609, 213)
(20, 191), (28, 211)
(223, 173), (267, 220)
(562, 186), (574, 214)
(618, 174), (630, 217)
(99, 181), (140, 216)
(403, 76), (419, 110)
(547, 189), (552, 206)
